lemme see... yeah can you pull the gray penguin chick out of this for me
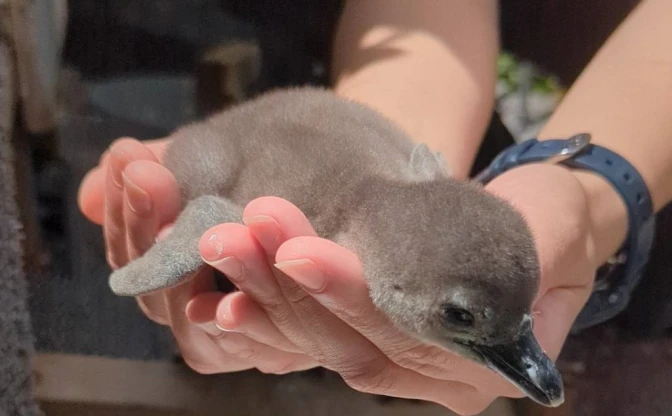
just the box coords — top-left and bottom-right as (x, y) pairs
(109, 87), (563, 407)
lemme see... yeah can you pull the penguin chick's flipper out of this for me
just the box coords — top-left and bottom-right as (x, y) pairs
(408, 143), (451, 181)
(109, 195), (243, 297)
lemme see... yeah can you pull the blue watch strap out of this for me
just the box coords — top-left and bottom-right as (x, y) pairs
(475, 134), (656, 332)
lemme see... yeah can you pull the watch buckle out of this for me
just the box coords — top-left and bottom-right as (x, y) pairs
(544, 133), (592, 165)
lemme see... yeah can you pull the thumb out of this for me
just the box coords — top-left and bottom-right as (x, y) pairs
(532, 283), (591, 361)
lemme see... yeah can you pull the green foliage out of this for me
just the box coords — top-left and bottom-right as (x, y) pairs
(497, 52), (563, 95)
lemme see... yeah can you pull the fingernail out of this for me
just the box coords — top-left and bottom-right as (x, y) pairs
(109, 150), (128, 187)
(243, 214), (276, 224)
(202, 233), (226, 260)
(274, 259), (325, 292)
(194, 321), (221, 336)
(195, 321), (233, 336)
(243, 215), (281, 248)
(208, 256), (244, 282)
(214, 321), (237, 332)
(122, 173), (152, 215)
(156, 225), (174, 243)
(215, 296), (237, 331)
(107, 164), (122, 188)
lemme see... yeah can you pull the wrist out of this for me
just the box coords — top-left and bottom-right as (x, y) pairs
(477, 134), (655, 330)
(483, 163), (628, 267)
(569, 170), (628, 265)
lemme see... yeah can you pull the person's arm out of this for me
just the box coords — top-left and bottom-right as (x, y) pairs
(538, 0), (672, 263)
(331, 0), (499, 179)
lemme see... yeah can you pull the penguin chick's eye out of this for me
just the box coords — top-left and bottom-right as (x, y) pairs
(443, 307), (475, 327)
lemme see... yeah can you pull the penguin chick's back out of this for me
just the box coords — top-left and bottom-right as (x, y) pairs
(162, 87), (423, 222)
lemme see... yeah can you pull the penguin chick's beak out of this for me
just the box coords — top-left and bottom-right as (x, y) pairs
(456, 318), (565, 407)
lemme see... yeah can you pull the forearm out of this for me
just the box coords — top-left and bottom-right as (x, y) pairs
(539, 0), (672, 263)
(331, 0), (499, 179)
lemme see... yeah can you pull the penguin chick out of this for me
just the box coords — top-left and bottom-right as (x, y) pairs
(108, 87), (563, 407)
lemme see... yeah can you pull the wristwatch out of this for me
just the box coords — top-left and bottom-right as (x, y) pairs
(475, 133), (656, 332)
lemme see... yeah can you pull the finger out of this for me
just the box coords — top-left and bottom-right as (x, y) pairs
(186, 291), (301, 354)
(240, 196), (326, 339)
(164, 267), (248, 374)
(274, 236), (523, 398)
(200, 221), (367, 360)
(78, 166), (106, 225)
(532, 284), (591, 361)
(123, 160), (181, 260)
(184, 288), (316, 375)
(163, 252), (292, 376)
(110, 142), (175, 322)
(77, 149), (113, 226)
(186, 291), (315, 372)
(242, 196), (318, 253)
(185, 291), (225, 325)
(199, 223), (309, 340)
(142, 137), (172, 162)
(78, 137), (169, 225)
(122, 171), (156, 259)
(104, 138), (157, 268)
(105, 162), (127, 269)
(134, 215), (179, 326)
(134, 213), (178, 325)
(216, 291), (303, 354)
(136, 295), (170, 326)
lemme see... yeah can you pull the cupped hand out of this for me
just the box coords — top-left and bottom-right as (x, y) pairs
(79, 137), (598, 415)
(191, 163), (598, 414)
(77, 137), (317, 375)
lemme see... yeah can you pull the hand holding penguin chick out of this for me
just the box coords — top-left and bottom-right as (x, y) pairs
(78, 89), (599, 414)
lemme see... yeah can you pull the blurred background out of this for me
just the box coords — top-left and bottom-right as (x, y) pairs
(2, 1), (671, 415)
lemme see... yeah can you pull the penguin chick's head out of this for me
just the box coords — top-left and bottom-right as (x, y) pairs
(349, 179), (564, 407)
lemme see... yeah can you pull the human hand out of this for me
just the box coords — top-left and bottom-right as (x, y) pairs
(484, 164), (599, 359)
(77, 137), (318, 374)
(190, 163), (598, 414)
(78, 138), (598, 414)
(77, 138), (511, 408)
